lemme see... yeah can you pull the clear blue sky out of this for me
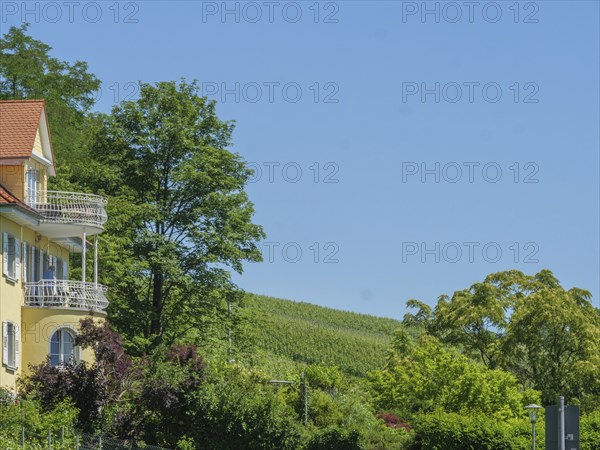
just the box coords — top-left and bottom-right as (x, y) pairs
(3, 1), (599, 317)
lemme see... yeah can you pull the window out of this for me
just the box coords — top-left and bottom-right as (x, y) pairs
(2, 321), (19, 370)
(50, 328), (78, 366)
(2, 232), (20, 282)
(26, 167), (40, 205)
(20, 244), (62, 282)
(22, 242), (33, 282)
(55, 257), (68, 280)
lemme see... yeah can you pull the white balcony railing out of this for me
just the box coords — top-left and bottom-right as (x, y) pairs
(24, 280), (109, 313)
(26, 190), (108, 229)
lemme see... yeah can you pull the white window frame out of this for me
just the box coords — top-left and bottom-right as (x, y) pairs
(2, 321), (20, 370)
(33, 246), (42, 282)
(22, 241), (29, 282)
(2, 232), (20, 283)
(55, 256), (68, 280)
(49, 328), (79, 367)
(25, 166), (40, 205)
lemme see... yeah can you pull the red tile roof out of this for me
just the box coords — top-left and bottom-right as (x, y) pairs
(0, 99), (46, 159)
(0, 183), (21, 204)
(0, 182), (38, 214)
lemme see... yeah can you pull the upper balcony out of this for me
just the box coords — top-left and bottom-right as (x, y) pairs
(24, 280), (109, 314)
(25, 190), (108, 238)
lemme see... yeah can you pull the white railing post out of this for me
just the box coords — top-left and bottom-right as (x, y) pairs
(82, 229), (87, 283)
(94, 235), (98, 288)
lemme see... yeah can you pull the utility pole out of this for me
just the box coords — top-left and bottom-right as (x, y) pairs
(269, 373), (309, 426)
(558, 396), (565, 450)
(300, 371), (308, 426)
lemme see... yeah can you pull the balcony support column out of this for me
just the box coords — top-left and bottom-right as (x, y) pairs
(94, 235), (98, 288)
(82, 229), (87, 282)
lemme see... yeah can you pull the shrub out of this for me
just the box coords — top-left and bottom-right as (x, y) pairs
(307, 390), (344, 427)
(364, 413), (415, 450)
(581, 410), (600, 450)
(304, 364), (344, 393)
(0, 388), (78, 448)
(376, 412), (412, 431)
(20, 318), (134, 432)
(185, 376), (304, 450)
(411, 411), (538, 450)
(304, 428), (365, 450)
(115, 342), (208, 446)
(369, 335), (539, 420)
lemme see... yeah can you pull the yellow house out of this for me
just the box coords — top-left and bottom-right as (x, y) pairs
(0, 99), (108, 393)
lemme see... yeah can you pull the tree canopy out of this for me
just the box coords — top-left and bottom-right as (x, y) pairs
(0, 24), (100, 183)
(403, 269), (600, 406)
(81, 80), (265, 349)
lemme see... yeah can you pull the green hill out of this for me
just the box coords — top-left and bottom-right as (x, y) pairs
(242, 294), (404, 378)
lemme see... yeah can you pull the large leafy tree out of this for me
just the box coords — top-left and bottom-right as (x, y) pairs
(0, 26), (264, 352)
(504, 287), (600, 404)
(430, 270), (540, 369)
(82, 80), (264, 349)
(0, 24), (100, 184)
(403, 269), (600, 406)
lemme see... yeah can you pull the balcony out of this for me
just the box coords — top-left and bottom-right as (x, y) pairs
(26, 190), (108, 238)
(24, 280), (109, 314)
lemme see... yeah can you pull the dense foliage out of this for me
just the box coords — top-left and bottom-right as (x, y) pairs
(20, 318), (133, 432)
(0, 389), (78, 449)
(369, 333), (539, 420)
(410, 412), (537, 450)
(0, 24), (100, 187)
(403, 269), (600, 406)
(581, 410), (600, 450)
(79, 81), (264, 349)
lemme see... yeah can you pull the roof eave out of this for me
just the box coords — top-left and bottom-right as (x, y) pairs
(39, 104), (57, 176)
(0, 204), (43, 223)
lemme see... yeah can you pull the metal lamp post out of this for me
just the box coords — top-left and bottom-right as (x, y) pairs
(524, 404), (544, 450)
(269, 372), (309, 426)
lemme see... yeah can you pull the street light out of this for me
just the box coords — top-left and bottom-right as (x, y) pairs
(269, 372), (309, 426)
(524, 404), (544, 450)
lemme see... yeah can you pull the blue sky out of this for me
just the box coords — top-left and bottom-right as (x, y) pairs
(3, 1), (599, 318)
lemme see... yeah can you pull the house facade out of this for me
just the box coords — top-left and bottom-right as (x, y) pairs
(0, 99), (108, 392)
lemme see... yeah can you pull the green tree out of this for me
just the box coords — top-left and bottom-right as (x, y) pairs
(401, 299), (433, 331)
(0, 24), (100, 184)
(82, 80), (264, 349)
(403, 269), (600, 407)
(180, 362), (303, 450)
(404, 270), (549, 369)
(504, 286), (600, 405)
(369, 334), (538, 420)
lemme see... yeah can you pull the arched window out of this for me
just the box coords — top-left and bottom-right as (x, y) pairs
(49, 328), (77, 366)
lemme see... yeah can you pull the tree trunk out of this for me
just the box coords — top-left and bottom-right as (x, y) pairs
(150, 270), (164, 338)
